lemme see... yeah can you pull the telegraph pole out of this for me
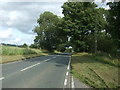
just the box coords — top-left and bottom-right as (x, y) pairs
(95, 30), (97, 54)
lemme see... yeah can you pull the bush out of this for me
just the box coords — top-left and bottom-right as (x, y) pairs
(84, 33), (117, 54)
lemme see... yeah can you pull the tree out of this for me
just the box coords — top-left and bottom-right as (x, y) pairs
(62, 2), (106, 52)
(106, 2), (120, 49)
(84, 32), (116, 53)
(33, 11), (60, 52)
(22, 43), (28, 48)
(30, 44), (37, 49)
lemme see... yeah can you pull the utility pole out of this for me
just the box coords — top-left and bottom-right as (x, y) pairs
(95, 30), (97, 54)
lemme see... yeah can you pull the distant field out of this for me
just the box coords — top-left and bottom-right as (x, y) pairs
(71, 53), (119, 88)
(1, 45), (48, 55)
(0, 45), (49, 64)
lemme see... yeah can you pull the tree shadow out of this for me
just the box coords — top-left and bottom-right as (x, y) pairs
(22, 54), (70, 68)
(22, 55), (51, 62)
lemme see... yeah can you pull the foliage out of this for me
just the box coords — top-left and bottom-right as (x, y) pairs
(57, 44), (66, 52)
(33, 11), (60, 52)
(84, 33), (117, 53)
(61, 2), (107, 52)
(22, 43), (28, 48)
(32, 2), (118, 55)
(106, 2), (120, 48)
(30, 44), (38, 49)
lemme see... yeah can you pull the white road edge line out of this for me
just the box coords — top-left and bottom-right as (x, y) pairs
(67, 56), (71, 70)
(67, 65), (70, 70)
(63, 56), (71, 87)
(64, 78), (67, 86)
(0, 77), (4, 80)
(66, 72), (69, 76)
(71, 76), (75, 88)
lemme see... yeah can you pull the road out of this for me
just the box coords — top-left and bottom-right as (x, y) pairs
(1, 54), (72, 88)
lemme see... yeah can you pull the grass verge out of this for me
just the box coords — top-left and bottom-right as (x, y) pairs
(0, 45), (49, 64)
(71, 53), (119, 88)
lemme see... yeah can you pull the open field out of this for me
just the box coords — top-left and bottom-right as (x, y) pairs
(1, 45), (49, 55)
(0, 45), (49, 64)
(71, 53), (119, 88)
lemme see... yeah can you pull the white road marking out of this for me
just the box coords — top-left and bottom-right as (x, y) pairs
(67, 65), (70, 70)
(0, 77), (4, 80)
(3, 55), (53, 65)
(20, 56), (57, 71)
(44, 59), (50, 62)
(21, 63), (41, 71)
(64, 78), (67, 86)
(71, 76), (75, 88)
(67, 56), (71, 70)
(63, 56), (71, 87)
(66, 72), (69, 76)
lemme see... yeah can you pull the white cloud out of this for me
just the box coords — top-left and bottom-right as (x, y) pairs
(9, 38), (21, 44)
(0, 0), (67, 2)
(103, 5), (110, 10)
(14, 38), (21, 42)
(0, 2), (64, 34)
(0, 28), (12, 39)
(0, 2), (65, 45)
(58, 13), (64, 17)
(6, 11), (22, 26)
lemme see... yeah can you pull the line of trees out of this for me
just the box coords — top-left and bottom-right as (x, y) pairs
(31, 1), (120, 55)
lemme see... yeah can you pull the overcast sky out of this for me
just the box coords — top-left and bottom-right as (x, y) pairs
(0, 1), (109, 45)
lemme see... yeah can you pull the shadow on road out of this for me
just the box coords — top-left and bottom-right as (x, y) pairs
(22, 54), (70, 67)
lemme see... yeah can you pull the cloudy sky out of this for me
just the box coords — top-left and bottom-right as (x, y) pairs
(0, 0), (109, 45)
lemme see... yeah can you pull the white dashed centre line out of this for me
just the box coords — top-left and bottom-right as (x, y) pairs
(20, 56), (57, 72)
(21, 63), (41, 71)
(0, 77), (4, 80)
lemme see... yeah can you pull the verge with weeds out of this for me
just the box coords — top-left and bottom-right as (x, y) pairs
(71, 53), (119, 88)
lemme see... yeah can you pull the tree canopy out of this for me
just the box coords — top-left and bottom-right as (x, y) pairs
(33, 11), (60, 51)
(61, 2), (107, 52)
(106, 2), (120, 48)
(32, 1), (119, 55)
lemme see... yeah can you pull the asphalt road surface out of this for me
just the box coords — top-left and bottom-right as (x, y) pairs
(2, 54), (71, 88)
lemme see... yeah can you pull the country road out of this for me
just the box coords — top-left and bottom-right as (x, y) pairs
(1, 54), (72, 88)
(1, 54), (89, 89)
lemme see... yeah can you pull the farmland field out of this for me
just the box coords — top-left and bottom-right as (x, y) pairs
(0, 45), (49, 64)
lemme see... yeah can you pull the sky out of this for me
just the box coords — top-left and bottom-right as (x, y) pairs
(0, 0), (110, 45)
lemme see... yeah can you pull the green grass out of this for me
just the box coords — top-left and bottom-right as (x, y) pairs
(1, 46), (44, 55)
(71, 53), (119, 88)
(0, 45), (49, 64)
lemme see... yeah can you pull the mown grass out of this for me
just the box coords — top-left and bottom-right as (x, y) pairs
(71, 53), (119, 88)
(0, 45), (49, 64)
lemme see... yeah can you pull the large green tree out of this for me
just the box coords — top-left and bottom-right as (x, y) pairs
(106, 2), (120, 49)
(33, 11), (60, 51)
(62, 2), (106, 52)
